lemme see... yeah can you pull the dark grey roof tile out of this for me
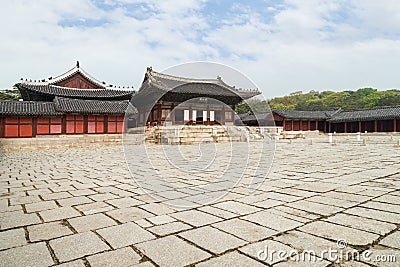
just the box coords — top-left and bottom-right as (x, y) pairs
(54, 97), (136, 115)
(0, 100), (61, 116)
(16, 83), (134, 101)
(328, 106), (400, 122)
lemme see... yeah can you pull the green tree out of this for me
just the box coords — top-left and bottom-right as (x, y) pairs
(0, 89), (21, 100)
(235, 98), (269, 113)
(377, 90), (400, 107)
(268, 95), (296, 110)
(322, 92), (351, 109)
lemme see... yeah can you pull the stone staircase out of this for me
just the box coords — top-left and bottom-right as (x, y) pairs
(142, 125), (284, 144)
(144, 125), (247, 145)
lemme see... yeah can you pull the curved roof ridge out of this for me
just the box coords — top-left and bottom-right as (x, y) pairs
(340, 105), (400, 112)
(148, 68), (222, 84)
(18, 62), (134, 90)
(148, 67), (260, 92)
(16, 83), (134, 93)
(15, 83), (134, 101)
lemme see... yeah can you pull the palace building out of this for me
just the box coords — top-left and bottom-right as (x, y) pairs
(131, 67), (260, 127)
(0, 62), (134, 138)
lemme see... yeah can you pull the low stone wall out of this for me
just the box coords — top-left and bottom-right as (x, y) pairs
(4, 126), (367, 151)
(281, 130), (322, 139)
(0, 134), (127, 152)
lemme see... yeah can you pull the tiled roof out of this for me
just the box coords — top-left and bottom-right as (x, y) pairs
(273, 109), (339, 120)
(237, 112), (273, 122)
(18, 62), (117, 89)
(54, 97), (135, 115)
(328, 106), (400, 122)
(0, 100), (61, 116)
(132, 67), (260, 105)
(16, 83), (134, 101)
(0, 98), (137, 116)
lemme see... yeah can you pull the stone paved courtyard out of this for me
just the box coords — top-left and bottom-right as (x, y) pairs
(0, 136), (399, 266)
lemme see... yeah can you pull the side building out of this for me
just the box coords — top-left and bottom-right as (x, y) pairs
(240, 107), (400, 133)
(0, 62), (135, 138)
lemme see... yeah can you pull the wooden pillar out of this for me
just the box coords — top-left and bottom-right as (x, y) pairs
(291, 120), (294, 131)
(221, 106), (225, 125)
(394, 119), (397, 132)
(157, 104), (162, 125)
(32, 117), (37, 137)
(374, 120), (378, 132)
(308, 120), (310, 131)
(189, 105), (192, 125)
(104, 116), (108, 133)
(316, 120), (319, 131)
(359, 121), (362, 132)
(329, 122), (331, 133)
(344, 122), (347, 133)
(83, 115), (88, 134)
(171, 104), (175, 125)
(283, 120), (286, 130)
(62, 115), (66, 134)
(0, 117), (4, 138)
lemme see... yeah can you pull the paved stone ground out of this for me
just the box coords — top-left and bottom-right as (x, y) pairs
(0, 135), (399, 266)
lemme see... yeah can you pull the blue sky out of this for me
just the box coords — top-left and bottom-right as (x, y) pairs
(1, 0), (400, 97)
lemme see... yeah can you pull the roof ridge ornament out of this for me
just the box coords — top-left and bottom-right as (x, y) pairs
(76, 61), (80, 68)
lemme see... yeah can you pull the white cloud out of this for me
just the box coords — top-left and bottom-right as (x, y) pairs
(0, 0), (399, 97)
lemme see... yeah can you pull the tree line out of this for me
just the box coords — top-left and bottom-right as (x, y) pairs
(236, 88), (400, 113)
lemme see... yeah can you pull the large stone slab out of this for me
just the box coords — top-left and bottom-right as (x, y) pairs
(87, 247), (142, 267)
(67, 213), (117, 232)
(136, 235), (211, 267)
(0, 242), (54, 267)
(0, 228), (27, 250)
(96, 222), (155, 249)
(28, 221), (73, 241)
(178, 226), (246, 254)
(212, 218), (278, 242)
(171, 210), (221, 227)
(50, 232), (109, 262)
